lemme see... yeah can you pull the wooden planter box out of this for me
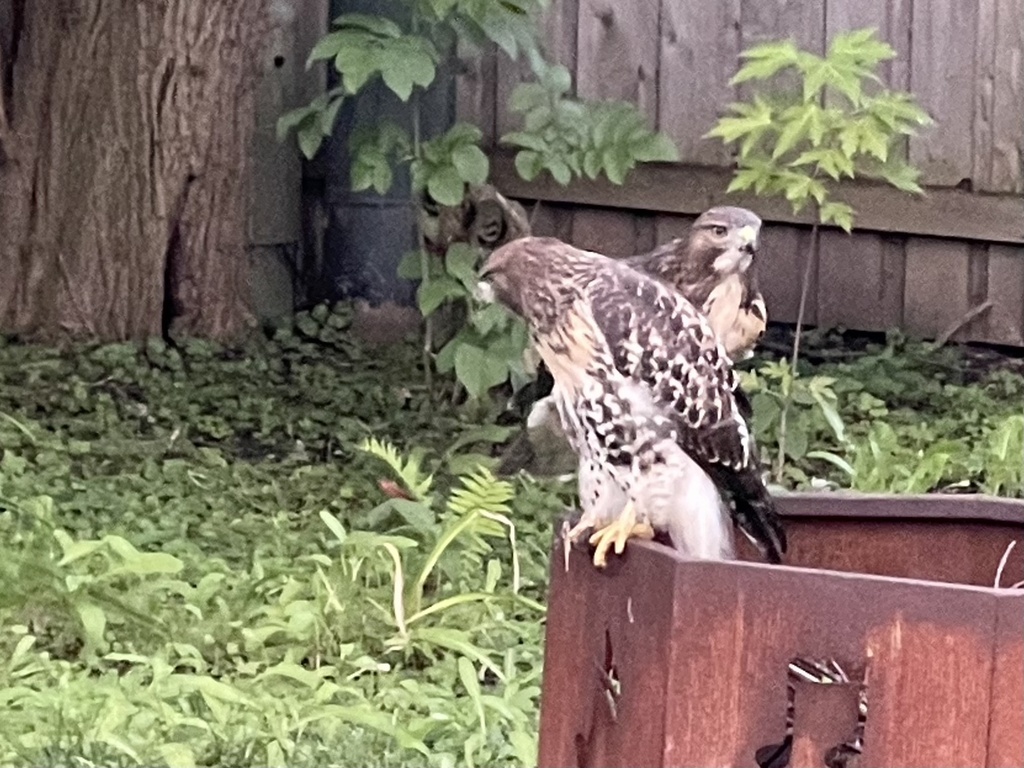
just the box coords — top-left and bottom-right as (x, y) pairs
(537, 492), (1024, 768)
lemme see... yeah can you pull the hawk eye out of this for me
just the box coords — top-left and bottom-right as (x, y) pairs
(711, 225), (727, 237)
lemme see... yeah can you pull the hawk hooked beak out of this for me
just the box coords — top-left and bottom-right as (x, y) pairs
(737, 225), (758, 254)
(712, 223), (760, 273)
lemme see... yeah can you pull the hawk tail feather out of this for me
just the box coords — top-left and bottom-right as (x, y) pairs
(732, 487), (787, 564)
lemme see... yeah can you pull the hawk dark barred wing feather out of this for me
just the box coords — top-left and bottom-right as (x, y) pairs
(498, 206), (767, 477)
(585, 259), (785, 563)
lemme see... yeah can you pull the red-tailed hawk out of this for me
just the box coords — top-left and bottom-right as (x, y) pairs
(498, 206), (767, 477)
(627, 206), (766, 359)
(479, 236), (786, 568)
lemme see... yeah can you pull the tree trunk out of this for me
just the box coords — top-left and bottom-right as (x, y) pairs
(0, 1), (269, 341)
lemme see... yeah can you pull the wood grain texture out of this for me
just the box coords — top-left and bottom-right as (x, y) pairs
(909, 0), (980, 186)
(575, 0), (658, 117)
(539, 494), (1024, 768)
(988, 596), (1024, 768)
(988, 0), (1024, 192)
(658, 0), (741, 164)
(903, 237), (971, 338)
(817, 230), (906, 331)
(495, 0), (580, 138)
(654, 213), (697, 243)
(490, 152), (1024, 245)
(570, 208), (641, 256)
(983, 245), (1024, 345)
(752, 224), (816, 325)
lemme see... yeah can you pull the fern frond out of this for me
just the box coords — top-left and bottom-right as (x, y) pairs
(358, 437), (435, 502)
(447, 468), (514, 516)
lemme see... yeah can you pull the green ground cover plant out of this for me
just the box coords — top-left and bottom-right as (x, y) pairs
(0, 302), (1021, 766)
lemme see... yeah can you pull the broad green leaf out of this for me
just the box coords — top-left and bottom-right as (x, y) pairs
(427, 166), (466, 207)
(276, 106), (314, 142)
(514, 150), (543, 181)
(297, 119), (324, 160)
(541, 63), (572, 95)
(455, 344), (508, 399)
(445, 243), (482, 290)
(547, 157), (572, 186)
(451, 144), (490, 185)
(632, 132), (679, 162)
(417, 275), (464, 316)
(334, 13), (403, 38)
(500, 131), (549, 152)
(878, 161), (924, 194)
(306, 31), (346, 65)
(319, 96), (344, 137)
(397, 250), (425, 280)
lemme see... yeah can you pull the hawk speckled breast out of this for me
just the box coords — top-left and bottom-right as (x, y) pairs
(479, 236), (786, 568)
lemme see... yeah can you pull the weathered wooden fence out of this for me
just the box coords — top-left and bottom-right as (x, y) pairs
(457, 0), (1024, 347)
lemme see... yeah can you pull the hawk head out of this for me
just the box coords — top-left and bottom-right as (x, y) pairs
(689, 206), (762, 278)
(478, 237), (581, 330)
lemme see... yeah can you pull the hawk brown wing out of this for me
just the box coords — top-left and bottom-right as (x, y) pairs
(582, 261), (786, 563)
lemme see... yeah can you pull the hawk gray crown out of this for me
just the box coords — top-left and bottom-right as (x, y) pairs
(480, 236), (786, 567)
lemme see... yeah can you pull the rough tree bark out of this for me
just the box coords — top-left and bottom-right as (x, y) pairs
(0, 1), (269, 341)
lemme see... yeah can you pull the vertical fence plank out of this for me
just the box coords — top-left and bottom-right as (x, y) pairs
(455, 46), (497, 147)
(817, 231), (906, 331)
(909, 0), (980, 186)
(571, 209), (641, 256)
(759, 225), (817, 325)
(530, 202), (576, 242)
(982, 246), (1024, 345)
(903, 237), (972, 339)
(988, 0), (1024, 192)
(576, 0), (658, 115)
(654, 214), (697, 244)
(495, 0), (580, 139)
(819, 0), (912, 332)
(658, 0), (741, 165)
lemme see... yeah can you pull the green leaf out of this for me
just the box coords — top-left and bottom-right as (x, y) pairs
(547, 158), (572, 186)
(541, 64), (572, 95)
(458, 657), (487, 737)
(454, 344), (509, 399)
(397, 251), (425, 280)
(514, 150), (543, 181)
(500, 131), (549, 152)
(879, 162), (924, 194)
(632, 133), (679, 162)
(306, 31), (347, 65)
(451, 144), (490, 185)
(319, 96), (344, 137)
(77, 602), (107, 653)
(820, 201), (855, 232)
(427, 167), (466, 207)
(417, 276), (464, 316)
(334, 13), (403, 37)
(276, 106), (314, 142)
(731, 41), (800, 84)
(297, 119), (324, 160)
(445, 243), (482, 290)
(806, 450), (856, 477)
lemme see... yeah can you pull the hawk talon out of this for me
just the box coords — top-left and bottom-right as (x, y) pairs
(587, 504), (655, 568)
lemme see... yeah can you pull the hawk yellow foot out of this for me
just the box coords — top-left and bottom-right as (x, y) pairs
(587, 504), (654, 568)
